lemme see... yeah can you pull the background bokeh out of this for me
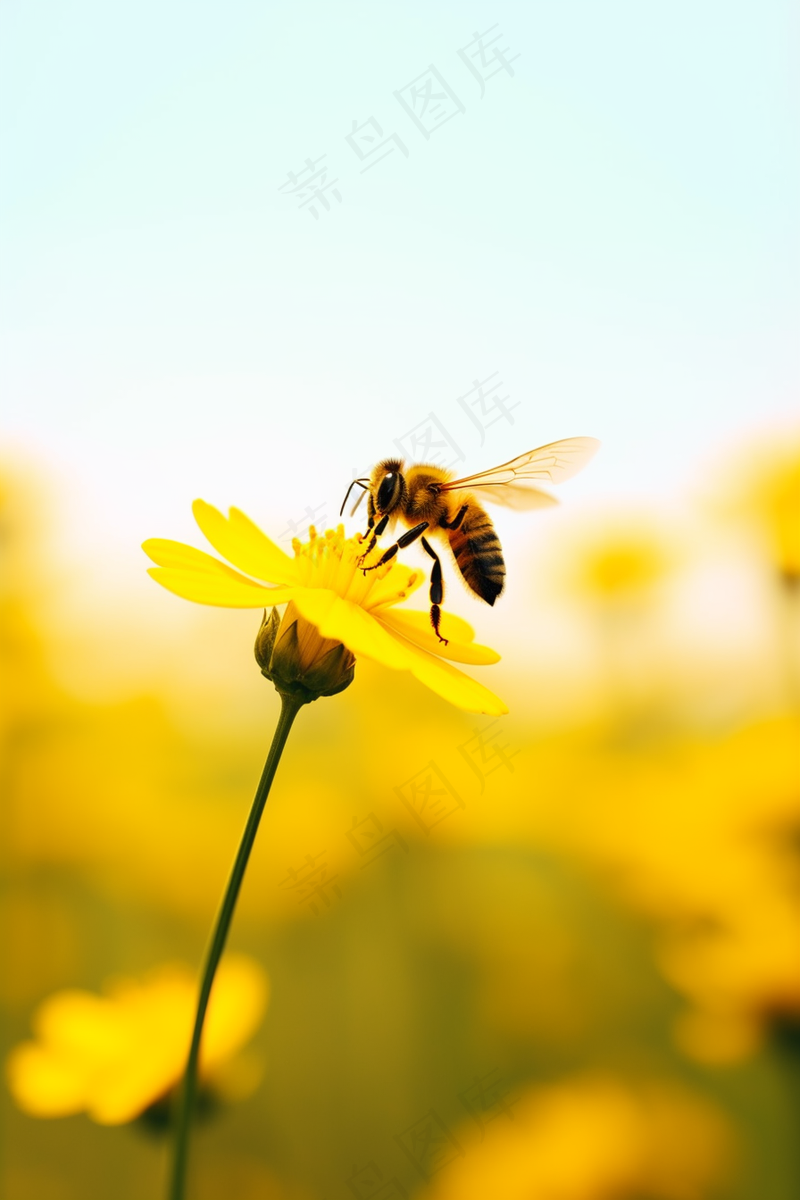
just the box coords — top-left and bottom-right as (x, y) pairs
(1, 2), (799, 1197)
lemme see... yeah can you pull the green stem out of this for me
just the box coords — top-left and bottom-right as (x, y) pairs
(169, 693), (304, 1200)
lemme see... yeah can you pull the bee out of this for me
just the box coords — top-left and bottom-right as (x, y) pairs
(339, 437), (600, 643)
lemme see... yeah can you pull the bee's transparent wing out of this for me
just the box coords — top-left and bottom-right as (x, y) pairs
(441, 437), (600, 491)
(459, 483), (560, 510)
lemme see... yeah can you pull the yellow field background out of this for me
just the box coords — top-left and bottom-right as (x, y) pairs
(3, 3), (798, 1195)
(2, 430), (798, 1199)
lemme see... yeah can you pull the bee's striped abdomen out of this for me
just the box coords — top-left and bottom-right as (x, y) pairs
(446, 506), (505, 605)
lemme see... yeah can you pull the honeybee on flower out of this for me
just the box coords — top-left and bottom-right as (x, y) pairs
(140, 455), (599, 1197)
(143, 503), (507, 713)
(343, 438), (600, 642)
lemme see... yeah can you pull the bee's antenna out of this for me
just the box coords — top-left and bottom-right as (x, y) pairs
(339, 478), (369, 517)
(350, 489), (367, 517)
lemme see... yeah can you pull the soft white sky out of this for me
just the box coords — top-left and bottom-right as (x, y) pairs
(1, 0), (798, 580)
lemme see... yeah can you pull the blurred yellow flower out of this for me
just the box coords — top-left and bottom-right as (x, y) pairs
(559, 518), (676, 601)
(711, 429), (800, 583)
(746, 443), (800, 582)
(517, 715), (800, 1062)
(424, 1075), (731, 1200)
(5, 954), (268, 1125)
(143, 501), (506, 714)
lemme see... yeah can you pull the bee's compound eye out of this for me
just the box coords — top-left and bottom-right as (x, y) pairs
(377, 473), (397, 512)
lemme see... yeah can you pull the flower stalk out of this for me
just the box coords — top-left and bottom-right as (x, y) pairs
(146, 507), (508, 1196)
(169, 691), (304, 1200)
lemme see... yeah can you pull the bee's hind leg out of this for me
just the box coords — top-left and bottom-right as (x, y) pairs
(421, 537), (448, 645)
(441, 504), (468, 531)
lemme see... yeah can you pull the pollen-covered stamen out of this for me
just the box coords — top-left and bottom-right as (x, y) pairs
(322, 528), (346, 590)
(289, 526), (401, 607)
(332, 535), (362, 597)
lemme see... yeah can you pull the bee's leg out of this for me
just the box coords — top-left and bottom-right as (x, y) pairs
(420, 536), (448, 645)
(360, 513), (389, 560)
(441, 504), (468, 532)
(361, 493), (378, 539)
(361, 521), (428, 572)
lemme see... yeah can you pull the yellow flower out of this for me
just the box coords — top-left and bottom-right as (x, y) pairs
(557, 517), (676, 602)
(142, 501), (506, 715)
(5, 954), (268, 1125)
(423, 1076), (730, 1200)
(748, 445), (800, 583)
(708, 427), (800, 583)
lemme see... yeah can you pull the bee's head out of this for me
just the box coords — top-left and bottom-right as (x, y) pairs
(372, 459), (406, 516)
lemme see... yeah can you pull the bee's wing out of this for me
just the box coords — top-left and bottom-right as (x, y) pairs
(454, 483), (560, 510)
(440, 437), (600, 490)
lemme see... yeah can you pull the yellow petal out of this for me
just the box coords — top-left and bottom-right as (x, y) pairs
(142, 539), (250, 578)
(148, 567), (294, 608)
(378, 610), (501, 664)
(192, 500), (297, 585)
(398, 637), (508, 714)
(291, 588), (413, 670)
(88, 1045), (187, 1125)
(34, 992), (122, 1061)
(395, 608), (477, 643)
(201, 955), (270, 1070)
(5, 1042), (89, 1117)
(366, 563), (426, 609)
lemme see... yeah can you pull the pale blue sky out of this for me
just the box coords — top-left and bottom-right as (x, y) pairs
(1, 0), (798, 562)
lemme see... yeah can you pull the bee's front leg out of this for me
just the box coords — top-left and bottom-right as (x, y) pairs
(359, 512), (390, 561)
(360, 521), (429, 572)
(420, 537), (448, 645)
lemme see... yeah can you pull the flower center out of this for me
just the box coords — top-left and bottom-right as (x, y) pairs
(291, 525), (416, 609)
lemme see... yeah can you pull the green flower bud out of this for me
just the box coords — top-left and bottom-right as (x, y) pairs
(254, 603), (356, 704)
